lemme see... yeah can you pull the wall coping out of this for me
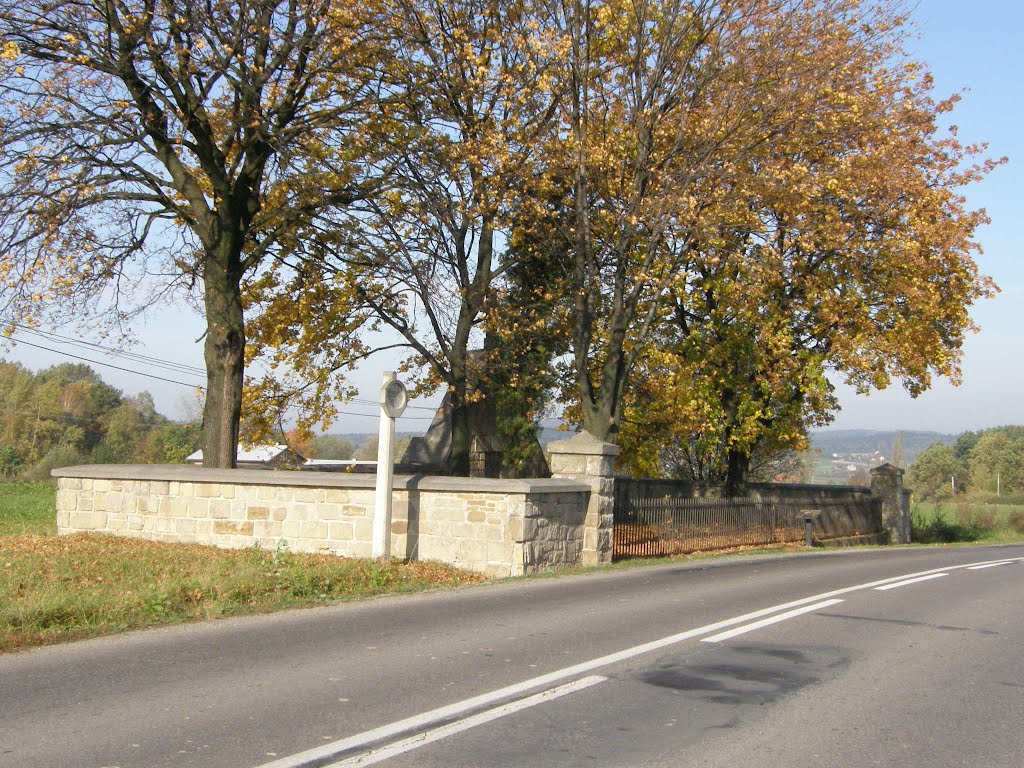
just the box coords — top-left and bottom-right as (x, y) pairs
(747, 481), (875, 495)
(547, 431), (621, 457)
(51, 464), (589, 495)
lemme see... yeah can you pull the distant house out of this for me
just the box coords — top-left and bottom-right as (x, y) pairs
(185, 444), (306, 469)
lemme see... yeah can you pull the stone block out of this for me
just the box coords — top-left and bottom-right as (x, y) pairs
(247, 506), (271, 521)
(175, 519), (198, 535)
(255, 521), (283, 539)
(550, 455), (586, 475)
(316, 503), (343, 521)
(92, 479), (111, 492)
(299, 521), (328, 540)
(55, 489), (77, 512)
(214, 520), (254, 536)
(324, 488), (349, 504)
(467, 509), (486, 523)
(150, 481), (170, 495)
(354, 518), (373, 541)
(486, 541), (513, 563)
(505, 517), (525, 542)
(178, 497), (203, 518)
(292, 488), (318, 504)
(106, 491), (127, 513)
(328, 521), (355, 541)
(458, 540), (488, 563)
(209, 499), (233, 520)
(62, 478), (82, 491)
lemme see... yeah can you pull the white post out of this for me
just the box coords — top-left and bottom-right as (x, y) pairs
(372, 371), (408, 560)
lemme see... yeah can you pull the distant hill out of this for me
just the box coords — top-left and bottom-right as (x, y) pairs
(810, 429), (956, 465)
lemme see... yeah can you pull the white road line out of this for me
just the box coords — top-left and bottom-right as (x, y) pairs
(967, 561), (1015, 570)
(325, 676), (607, 767)
(874, 573), (948, 591)
(700, 599), (845, 643)
(255, 554), (1023, 768)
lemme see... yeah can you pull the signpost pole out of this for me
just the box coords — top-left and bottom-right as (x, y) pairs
(372, 371), (408, 560)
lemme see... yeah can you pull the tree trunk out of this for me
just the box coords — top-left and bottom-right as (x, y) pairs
(724, 448), (750, 498)
(448, 383), (471, 476)
(200, 248), (245, 469)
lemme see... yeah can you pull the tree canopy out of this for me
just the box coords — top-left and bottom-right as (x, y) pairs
(0, 0), (1001, 481)
(0, 0), (382, 466)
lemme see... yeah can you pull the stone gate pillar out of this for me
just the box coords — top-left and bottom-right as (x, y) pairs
(548, 431), (619, 566)
(871, 463), (910, 544)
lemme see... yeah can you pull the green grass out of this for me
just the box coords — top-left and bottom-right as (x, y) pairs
(911, 501), (1024, 544)
(0, 482), (485, 653)
(0, 482), (57, 536)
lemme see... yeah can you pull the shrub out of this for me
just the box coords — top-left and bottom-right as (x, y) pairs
(911, 507), (985, 544)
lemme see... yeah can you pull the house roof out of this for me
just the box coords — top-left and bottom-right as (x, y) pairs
(186, 444), (304, 464)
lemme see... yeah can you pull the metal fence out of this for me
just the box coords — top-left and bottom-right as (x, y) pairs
(612, 491), (882, 560)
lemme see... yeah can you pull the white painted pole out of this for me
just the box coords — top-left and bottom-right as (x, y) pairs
(372, 372), (397, 559)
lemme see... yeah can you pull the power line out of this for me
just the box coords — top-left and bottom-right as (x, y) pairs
(6, 328), (439, 419)
(8, 338), (206, 389)
(9, 324), (207, 376)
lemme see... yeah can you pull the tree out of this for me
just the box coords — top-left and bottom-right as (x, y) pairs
(0, 0), (381, 467)
(907, 443), (966, 501)
(245, 0), (563, 473)
(968, 429), (1024, 496)
(553, 0), (997, 493)
(309, 434), (355, 460)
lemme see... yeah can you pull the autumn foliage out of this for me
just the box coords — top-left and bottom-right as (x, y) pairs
(0, 0), (1001, 483)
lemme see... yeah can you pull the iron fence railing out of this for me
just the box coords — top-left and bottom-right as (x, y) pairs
(612, 494), (882, 559)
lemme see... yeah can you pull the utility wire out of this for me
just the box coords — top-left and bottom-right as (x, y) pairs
(9, 338), (206, 389)
(8, 323), (207, 376)
(7, 328), (441, 417)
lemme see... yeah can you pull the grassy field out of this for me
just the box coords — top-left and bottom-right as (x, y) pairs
(0, 482), (58, 536)
(910, 501), (1024, 544)
(0, 482), (485, 653)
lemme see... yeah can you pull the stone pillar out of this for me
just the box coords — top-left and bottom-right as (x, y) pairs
(871, 463), (909, 544)
(548, 431), (619, 566)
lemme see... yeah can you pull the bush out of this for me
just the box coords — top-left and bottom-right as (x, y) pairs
(911, 507), (986, 544)
(1007, 510), (1024, 534)
(23, 446), (86, 483)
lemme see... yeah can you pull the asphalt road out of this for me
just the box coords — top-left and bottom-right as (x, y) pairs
(1, 545), (1021, 768)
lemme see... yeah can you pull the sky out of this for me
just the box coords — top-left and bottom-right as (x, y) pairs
(4, 0), (1022, 437)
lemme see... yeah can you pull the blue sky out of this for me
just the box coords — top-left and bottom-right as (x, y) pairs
(828, 0), (1023, 434)
(5, 0), (1022, 435)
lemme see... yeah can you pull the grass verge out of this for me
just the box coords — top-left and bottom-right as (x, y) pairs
(0, 534), (485, 653)
(0, 482), (485, 653)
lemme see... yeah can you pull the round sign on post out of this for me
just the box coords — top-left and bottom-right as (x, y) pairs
(381, 379), (408, 419)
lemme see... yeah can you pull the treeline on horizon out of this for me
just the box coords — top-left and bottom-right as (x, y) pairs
(907, 426), (1024, 502)
(0, 359), (379, 480)
(0, 360), (200, 481)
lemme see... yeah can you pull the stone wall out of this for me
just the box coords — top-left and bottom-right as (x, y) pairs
(53, 465), (593, 578)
